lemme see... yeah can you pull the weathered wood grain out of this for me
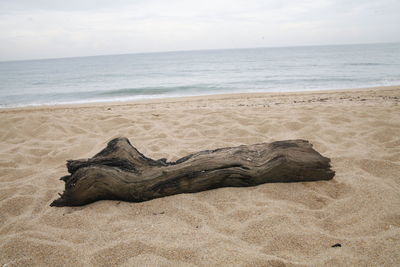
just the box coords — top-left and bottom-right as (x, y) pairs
(51, 137), (335, 207)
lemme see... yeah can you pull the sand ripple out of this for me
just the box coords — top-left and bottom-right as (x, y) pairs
(1, 86), (399, 266)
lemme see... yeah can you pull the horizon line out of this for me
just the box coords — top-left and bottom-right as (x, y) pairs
(1, 41), (399, 63)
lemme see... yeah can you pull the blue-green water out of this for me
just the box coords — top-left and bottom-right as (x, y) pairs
(0, 43), (399, 108)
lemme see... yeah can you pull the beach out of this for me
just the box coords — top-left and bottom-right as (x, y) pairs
(1, 85), (399, 266)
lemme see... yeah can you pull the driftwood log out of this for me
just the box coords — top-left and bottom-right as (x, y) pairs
(51, 137), (334, 207)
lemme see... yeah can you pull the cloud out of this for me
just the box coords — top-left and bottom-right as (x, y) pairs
(0, 0), (399, 60)
(0, 0), (136, 13)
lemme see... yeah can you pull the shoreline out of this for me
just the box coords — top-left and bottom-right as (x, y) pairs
(1, 85), (399, 112)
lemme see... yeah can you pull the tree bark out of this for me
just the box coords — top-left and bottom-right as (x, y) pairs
(51, 137), (335, 207)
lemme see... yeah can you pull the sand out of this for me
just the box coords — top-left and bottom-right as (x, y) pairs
(0, 86), (399, 266)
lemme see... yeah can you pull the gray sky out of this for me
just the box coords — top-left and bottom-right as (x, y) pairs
(1, 0), (399, 61)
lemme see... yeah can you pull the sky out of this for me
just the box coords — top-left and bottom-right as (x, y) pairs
(0, 0), (399, 61)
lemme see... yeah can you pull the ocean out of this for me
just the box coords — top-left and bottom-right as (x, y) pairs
(0, 42), (399, 108)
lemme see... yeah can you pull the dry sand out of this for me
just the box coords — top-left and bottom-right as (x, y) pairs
(1, 86), (399, 266)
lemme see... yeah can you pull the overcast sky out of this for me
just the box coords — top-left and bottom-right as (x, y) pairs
(0, 0), (399, 61)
